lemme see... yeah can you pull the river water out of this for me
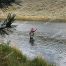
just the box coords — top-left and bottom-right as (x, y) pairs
(0, 21), (66, 66)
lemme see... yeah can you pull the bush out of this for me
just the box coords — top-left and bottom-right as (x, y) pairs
(0, 44), (55, 66)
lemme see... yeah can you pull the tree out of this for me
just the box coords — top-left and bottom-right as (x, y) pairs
(0, 0), (15, 8)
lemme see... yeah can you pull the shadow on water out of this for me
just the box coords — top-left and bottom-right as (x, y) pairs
(0, 25), (16, 37)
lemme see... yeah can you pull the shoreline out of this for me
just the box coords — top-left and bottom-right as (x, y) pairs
(0, 16), (66, 22)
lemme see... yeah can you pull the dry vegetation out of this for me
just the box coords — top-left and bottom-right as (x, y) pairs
(0, 0), (66, 21)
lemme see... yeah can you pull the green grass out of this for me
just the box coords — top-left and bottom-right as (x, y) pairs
(0, 44), (55, 66)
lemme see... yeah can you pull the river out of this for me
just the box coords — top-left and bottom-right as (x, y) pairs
(0, 21), (66, 66)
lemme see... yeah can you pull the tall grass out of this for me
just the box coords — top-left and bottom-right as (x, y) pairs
(0, 44), (55, 66)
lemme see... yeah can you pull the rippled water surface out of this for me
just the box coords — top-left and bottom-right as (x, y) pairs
(1, 21), (66, 66)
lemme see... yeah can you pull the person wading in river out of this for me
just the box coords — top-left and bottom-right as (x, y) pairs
(29, 28), (37, 45)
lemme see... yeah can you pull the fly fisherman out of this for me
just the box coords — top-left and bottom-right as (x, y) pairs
(29, 28), (37, 45)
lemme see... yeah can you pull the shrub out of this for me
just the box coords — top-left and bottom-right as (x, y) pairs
(0, 44), (55, 66)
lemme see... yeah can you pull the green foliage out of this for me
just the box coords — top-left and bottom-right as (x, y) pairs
(1, 13), (16, 28)
(28, 58), (48, 66)
(0, 44), (56, 66)
(0, 0), (15, 8)
(5, 13), (16, 27)
(0, 0), (15, 3)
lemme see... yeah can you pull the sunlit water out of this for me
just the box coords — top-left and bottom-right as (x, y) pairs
(0, 21), (66, 66)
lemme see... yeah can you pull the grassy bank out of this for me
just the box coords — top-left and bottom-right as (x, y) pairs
(0, 43), (55, 66)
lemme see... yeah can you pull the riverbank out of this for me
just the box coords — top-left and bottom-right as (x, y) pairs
(0, 0), (66, 22)
(0, 15), (66, 22)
